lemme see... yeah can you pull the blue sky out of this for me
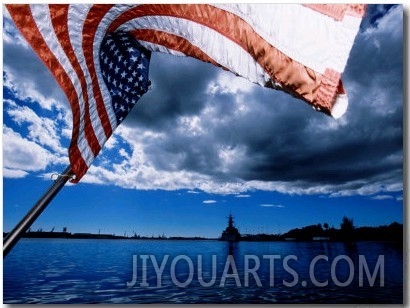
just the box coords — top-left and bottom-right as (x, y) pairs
(2, 5), (404, 238)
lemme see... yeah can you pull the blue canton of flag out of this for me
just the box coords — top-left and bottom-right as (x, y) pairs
(100, 31), (151, 125)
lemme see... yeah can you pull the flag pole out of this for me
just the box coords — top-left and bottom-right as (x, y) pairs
(3, 165), (74, 258)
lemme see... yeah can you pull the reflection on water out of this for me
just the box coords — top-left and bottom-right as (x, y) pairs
(3, 239), (403, 304)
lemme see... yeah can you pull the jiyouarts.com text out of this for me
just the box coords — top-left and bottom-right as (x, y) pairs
(126, 254), (384, 288)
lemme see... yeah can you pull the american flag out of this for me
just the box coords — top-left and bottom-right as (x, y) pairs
(5, 4), (365, 183)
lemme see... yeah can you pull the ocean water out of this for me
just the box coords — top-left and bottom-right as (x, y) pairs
(3, 239), (403, 304)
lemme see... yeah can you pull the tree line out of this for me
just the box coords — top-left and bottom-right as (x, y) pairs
(241, 217), (403, 244)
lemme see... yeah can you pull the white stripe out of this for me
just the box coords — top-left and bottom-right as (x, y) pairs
(138, 40), (186, 57)
(214, 4), (362, 74)
(117, 15), (269, 86)
(30, 4), (94, 167)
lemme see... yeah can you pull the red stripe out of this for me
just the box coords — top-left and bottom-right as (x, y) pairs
(5, 4), (88, 181)
(346, 4), (367, 18)
(82, 4), (115, 142)
(129, 29), (222, 68)
(304, 4), (366, 21)
(108, 4), (335, 113)
(68, 148), (88, 183)
(314, 69), (342, 114)
(49, 5), (101, 159)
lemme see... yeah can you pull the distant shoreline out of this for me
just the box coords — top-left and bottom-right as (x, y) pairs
(3, 220), (403, 244)
(2, 230), (403, 245)
(2, 231), (215, 241)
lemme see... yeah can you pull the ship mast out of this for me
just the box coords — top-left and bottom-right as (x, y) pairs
(228, 213), (234, 228)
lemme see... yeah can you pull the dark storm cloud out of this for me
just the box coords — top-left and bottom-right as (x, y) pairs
(359, 4), (398, 30)
(125, 54), (220, 131)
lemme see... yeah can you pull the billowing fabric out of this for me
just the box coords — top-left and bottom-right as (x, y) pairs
(6, 4), (366, 183)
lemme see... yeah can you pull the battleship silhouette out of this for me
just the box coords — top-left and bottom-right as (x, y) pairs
(220, 213), (241, 241)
